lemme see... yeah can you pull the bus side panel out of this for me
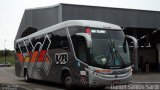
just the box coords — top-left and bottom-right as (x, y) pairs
(44, 49), (75, 83)
(15, 26), (89, 85)
(15, 55), (23, 77)
(15, 43), (25, 77)
(36, 49), (61, 82)
(44, 28), (74, 83)
(22, 28), (74, 83)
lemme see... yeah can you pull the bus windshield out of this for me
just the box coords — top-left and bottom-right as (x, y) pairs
(89, 29), (130, 69)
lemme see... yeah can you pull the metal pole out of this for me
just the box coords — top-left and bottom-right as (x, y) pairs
(4, 39), (6, 64)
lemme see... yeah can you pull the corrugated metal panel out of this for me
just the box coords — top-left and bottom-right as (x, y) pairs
(15, 5), (60, 40)
(15, 10), (33, 40)
(16, 3), (160, 41)
(32, 6), (60, 30)
(61, 4), (160, 28)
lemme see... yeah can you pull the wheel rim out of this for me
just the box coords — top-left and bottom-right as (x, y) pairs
(25, 72), (28, 81)
(65, 76), (72, 88)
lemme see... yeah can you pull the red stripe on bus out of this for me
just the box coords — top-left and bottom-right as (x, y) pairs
(38, 50), (47, 62)
(28, 52), (32, 57)
(45, 56), (49, 62)
(30, 51), (38, 62)
(17, 53), (24, 62)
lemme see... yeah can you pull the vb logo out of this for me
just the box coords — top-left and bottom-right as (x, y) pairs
(55, 53), (68, 64)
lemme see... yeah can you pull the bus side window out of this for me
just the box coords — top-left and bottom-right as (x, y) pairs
(15, 43), (20, 53)
(60, 36), (70, 51)
(19, 41), (27, 53)
(61, 40), (68, 49)
(31, 38), (36, 47)
(22, 46), (27, 53)
(71, 35), (87, 63)
(50, 29), (70, 51)
(78, 41), (87, 63)
(27, 41), (33, 52)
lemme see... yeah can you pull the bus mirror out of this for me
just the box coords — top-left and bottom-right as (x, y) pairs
(76, 33), (92, 48)
(125, 35), (138, 71)
(123, 39), (127, 53)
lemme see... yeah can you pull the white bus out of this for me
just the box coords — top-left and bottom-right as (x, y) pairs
(15, 20), (137, 88)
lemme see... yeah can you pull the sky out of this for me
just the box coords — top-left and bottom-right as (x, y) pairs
(0, 0), (160, 50)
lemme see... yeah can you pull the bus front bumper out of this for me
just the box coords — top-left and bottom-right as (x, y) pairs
(88, 70), (132, 87)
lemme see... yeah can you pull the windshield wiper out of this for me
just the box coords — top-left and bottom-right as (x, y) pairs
(112, 43), (126, 68)
(107, 31), (126, 68)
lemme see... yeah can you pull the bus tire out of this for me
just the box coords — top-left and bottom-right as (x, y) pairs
(62, 72), (73, 89)
(24, 69), (31, 82)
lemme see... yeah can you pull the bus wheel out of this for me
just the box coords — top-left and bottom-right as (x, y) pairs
(63, 73), (73, 89)
(24, 69), (31, 82)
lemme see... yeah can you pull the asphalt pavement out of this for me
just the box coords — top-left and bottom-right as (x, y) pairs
(0, 67), (160, 90)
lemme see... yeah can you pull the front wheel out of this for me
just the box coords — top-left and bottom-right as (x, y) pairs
(63, 73), (73, 89)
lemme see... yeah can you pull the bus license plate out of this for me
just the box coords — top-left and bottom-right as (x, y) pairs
(112, 80), (120, 85)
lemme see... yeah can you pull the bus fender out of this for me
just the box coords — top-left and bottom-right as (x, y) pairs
(61, 67), (71, 75)
(61, 67), (71, 82)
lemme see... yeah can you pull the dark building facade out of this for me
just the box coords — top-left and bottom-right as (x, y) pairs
(16, 3), (160, 40)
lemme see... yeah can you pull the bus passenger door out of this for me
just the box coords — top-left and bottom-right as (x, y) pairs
(71, 33), (92, 86)
(73, 36), (88, 63)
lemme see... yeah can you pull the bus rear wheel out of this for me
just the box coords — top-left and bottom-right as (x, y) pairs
(63, 73), (73, 89)
(24, 69), (31, 82)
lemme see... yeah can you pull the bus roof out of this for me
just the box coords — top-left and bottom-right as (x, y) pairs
(16, 20), (122, 42)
